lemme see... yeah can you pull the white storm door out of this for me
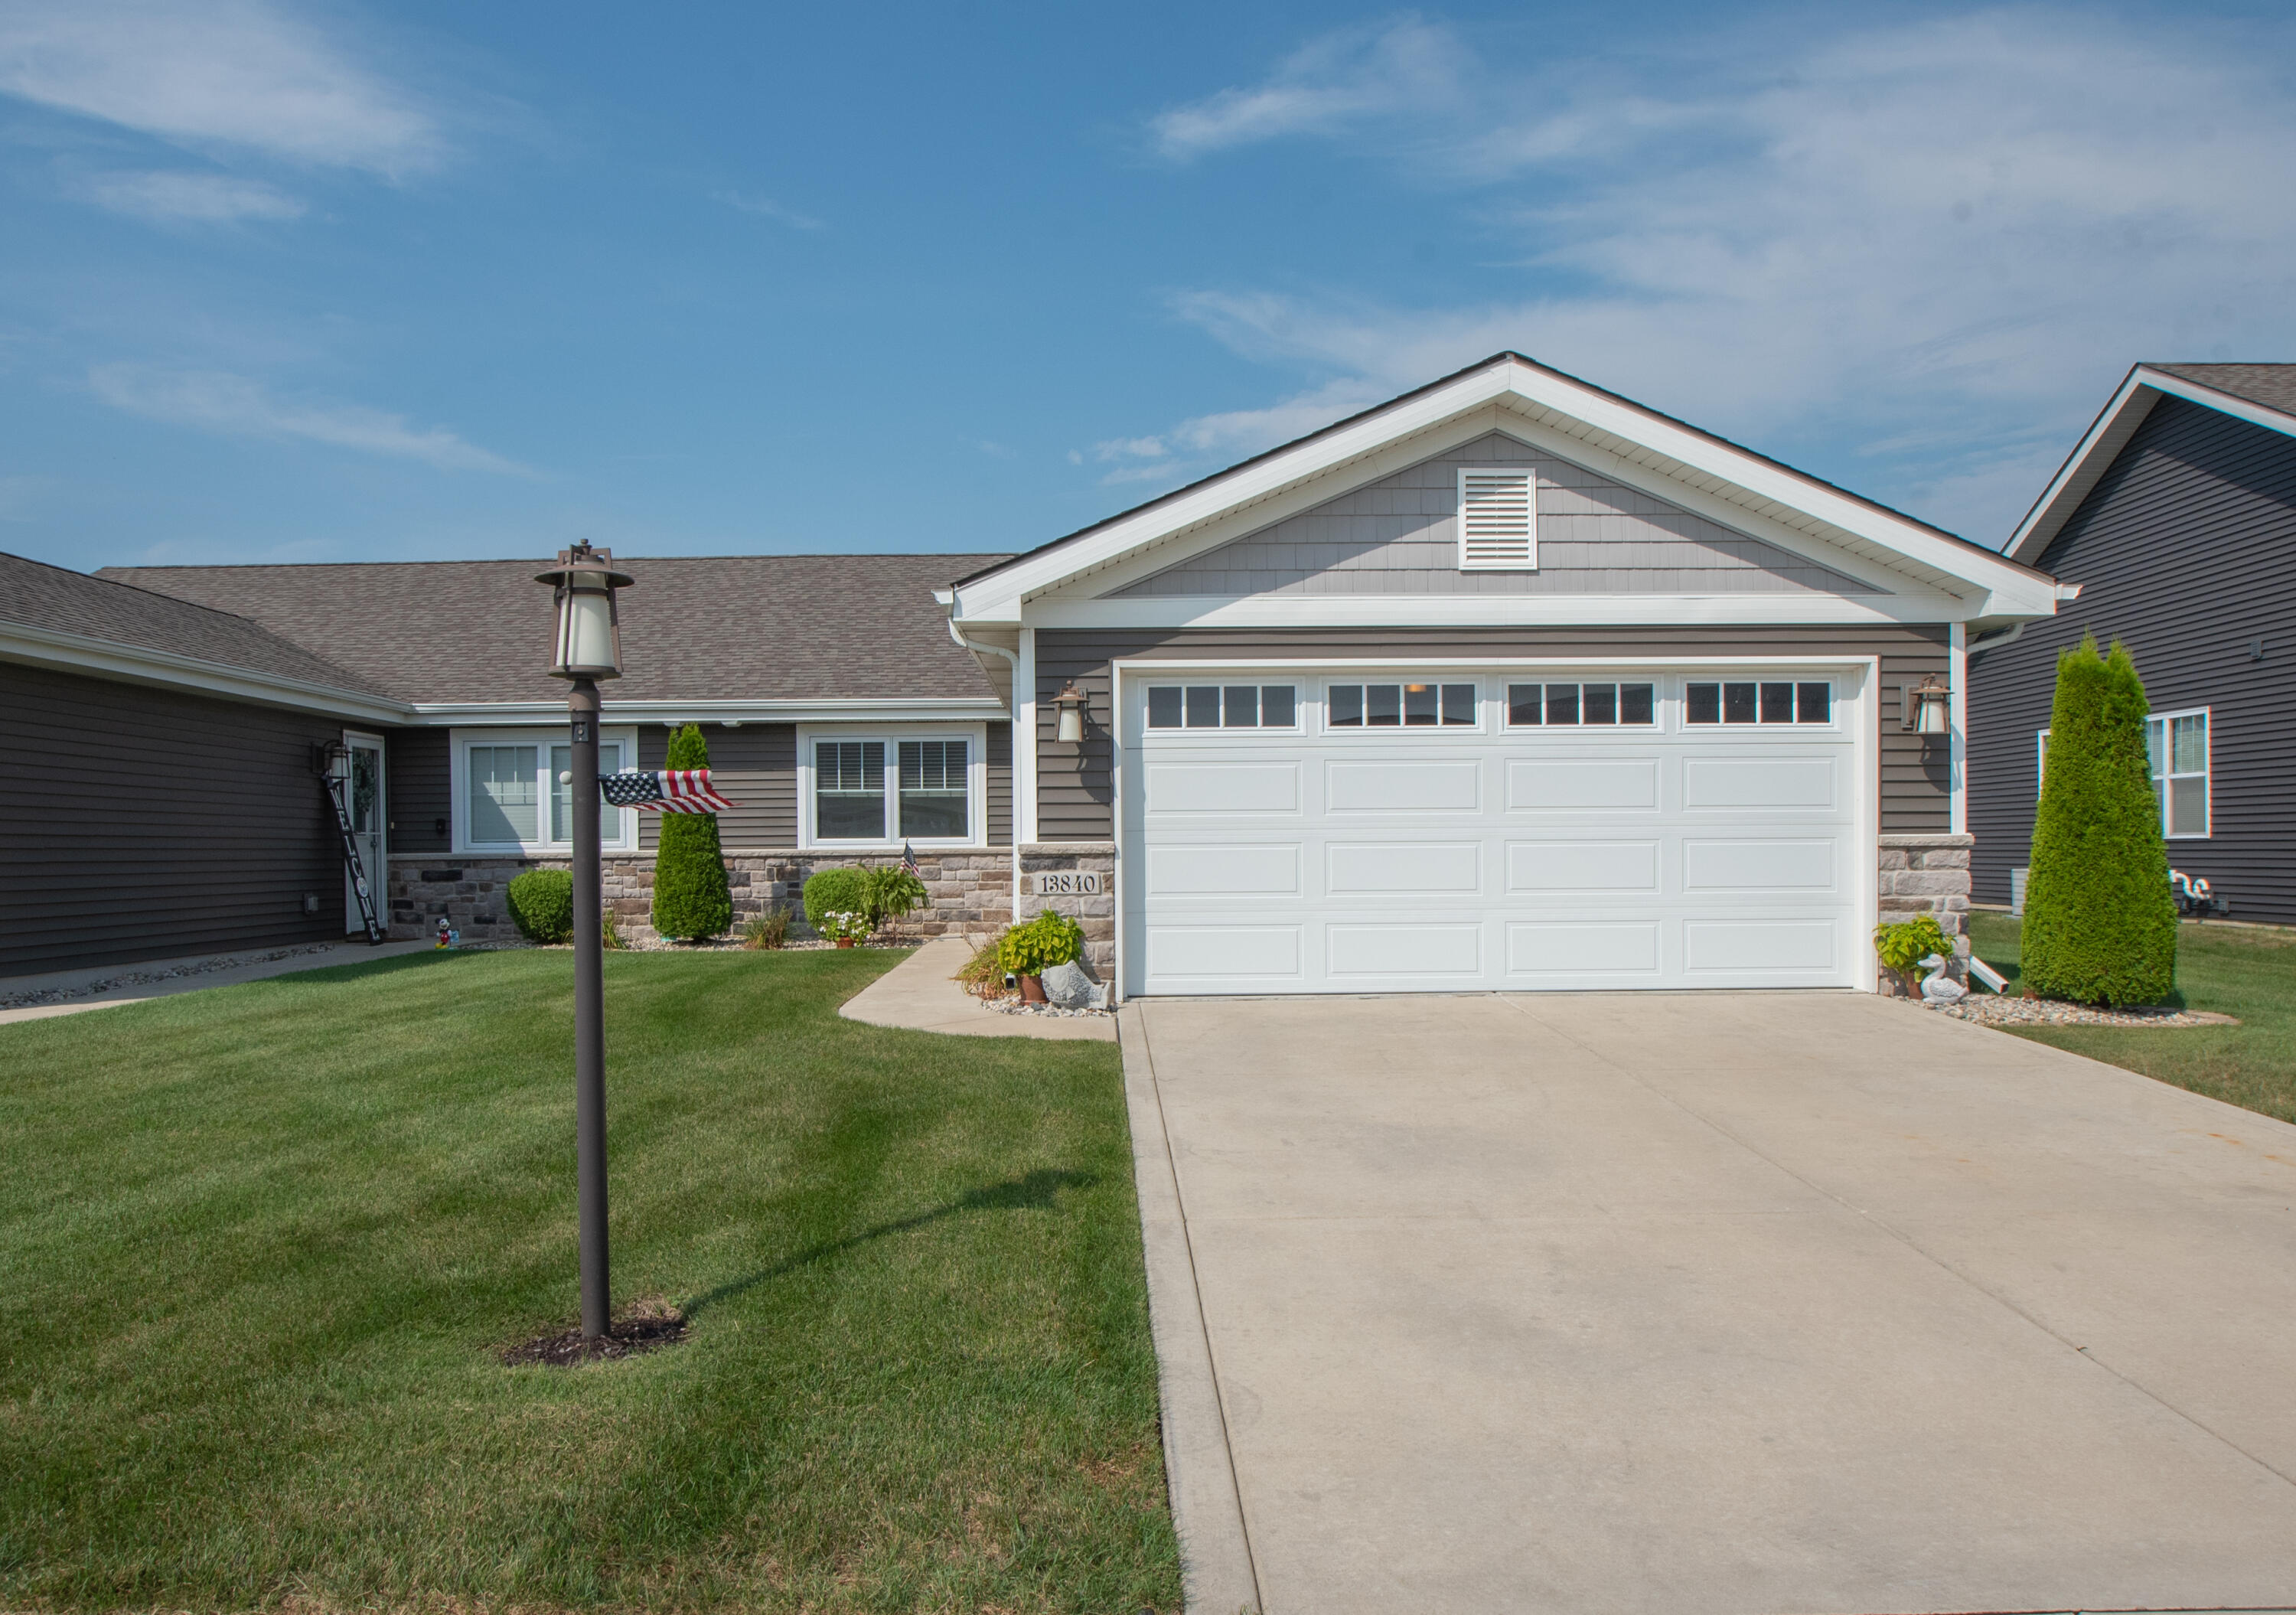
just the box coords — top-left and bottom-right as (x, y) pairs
(344, 733), (385, 931)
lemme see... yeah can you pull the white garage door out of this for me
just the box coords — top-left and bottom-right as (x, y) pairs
(1120, 666), (1870, 997)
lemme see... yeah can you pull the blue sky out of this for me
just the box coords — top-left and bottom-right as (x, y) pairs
(3, 0), (2294, 573)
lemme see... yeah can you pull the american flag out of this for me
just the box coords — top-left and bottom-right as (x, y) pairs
(902, 840), (919, 876)
(601, 768), (734, 814)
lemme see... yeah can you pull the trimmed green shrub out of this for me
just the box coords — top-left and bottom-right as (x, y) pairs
(2024, 635), (2177, 1006)
(997, 911), (1084, 977)
(506, 868), (574, 944)
(650, 724), (733, 941)
(803, 867), (871, 935)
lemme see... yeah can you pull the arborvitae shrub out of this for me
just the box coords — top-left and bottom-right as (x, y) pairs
(506, 868), (574, 944)
(650, 724), (733, 940)
(2022, 635), (2177, 1006)
(802, 867), (870, 934)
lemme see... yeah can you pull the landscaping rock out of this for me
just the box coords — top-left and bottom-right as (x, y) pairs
(1040, 959), (1103, 1010)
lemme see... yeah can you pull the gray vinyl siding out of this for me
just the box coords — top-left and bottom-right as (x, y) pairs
(1114, 431), (1883, 599)
(390, 719), (1009, 850)
(1035, 625), (1950, 840)
(1970, 395), (2296, 923)
(0, 661), (360, 976)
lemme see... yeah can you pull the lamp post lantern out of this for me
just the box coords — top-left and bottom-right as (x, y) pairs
(535, 543), (634, 1341)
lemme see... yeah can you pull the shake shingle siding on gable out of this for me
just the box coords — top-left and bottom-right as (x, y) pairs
(1111, 432), (1882, 599)
(1970, 394), (2296, 923)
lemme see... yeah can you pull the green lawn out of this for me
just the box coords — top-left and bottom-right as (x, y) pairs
(1968, 910), (2296, 1125)
(0, 948), (1178, 1613)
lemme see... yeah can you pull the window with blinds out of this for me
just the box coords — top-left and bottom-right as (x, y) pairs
(815, 739), (885, 840)
(1456, 466), (1536, 570)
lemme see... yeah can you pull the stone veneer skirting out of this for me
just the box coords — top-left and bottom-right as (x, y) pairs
(1877, 832), (1974, 990)
(1014, 842), (1118, 977)
(387, 849), (1015, 948)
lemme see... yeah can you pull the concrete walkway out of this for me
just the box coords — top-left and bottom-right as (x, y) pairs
(0, 938), (435, 1025)
(1124, 990), (2296, 1615)
(838, 937), (1115, 1041)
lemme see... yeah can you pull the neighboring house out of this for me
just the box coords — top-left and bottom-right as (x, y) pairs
(1969, 364), (2296, 925)
(944, 353), (2059, 997)
(2, 553), (1013, 975)
(6, 352), (2063, 992)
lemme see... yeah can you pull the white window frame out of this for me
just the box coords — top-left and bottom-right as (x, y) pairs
(451, 726), (640, 855)
(1320, 677), (1486, 735)
(797, 723), (988, 850)
(1679, 676), (1840, 730)
(2037, 729), (2050, 798)
(2147, 706), (2212, 839)
(1141, 680), (1304, 736)
(1502, 679), (1661, 730)
(1456, 465), (1538, 571)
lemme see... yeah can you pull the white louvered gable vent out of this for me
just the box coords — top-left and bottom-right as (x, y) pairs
(1456, 466), (1537, 570)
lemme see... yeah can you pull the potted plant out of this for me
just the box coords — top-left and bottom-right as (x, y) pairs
(996, 911), (1084, 1003)
(1873, 914), (1950, 997)
(820, 910), (869, 948)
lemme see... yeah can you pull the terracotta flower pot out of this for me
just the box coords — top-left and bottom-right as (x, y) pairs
(1019, 974), (1047, 1003)
(834, 938), (855, 949)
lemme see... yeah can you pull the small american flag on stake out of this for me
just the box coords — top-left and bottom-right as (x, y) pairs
(902, 840), (919, 876)
(601, 768), (734, 814)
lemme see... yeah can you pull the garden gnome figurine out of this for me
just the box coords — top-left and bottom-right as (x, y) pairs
(1917, 952), (1967, 1004)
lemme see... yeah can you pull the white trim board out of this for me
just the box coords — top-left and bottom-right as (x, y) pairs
(1026, 592), (1977, 630)
(1, 623), (409, 725)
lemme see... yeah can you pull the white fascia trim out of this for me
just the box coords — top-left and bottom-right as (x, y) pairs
(1026, 592), (1975, 630)
(1950, 622), (1968, 835)
(956, 356), (2055, 620)
(2010, 367), (2296, 565)
(0, 622), (410, 725)
(406, 697), (1009, 726)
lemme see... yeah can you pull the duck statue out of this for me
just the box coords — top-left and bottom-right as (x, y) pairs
(1917, 951), (1968, 1004)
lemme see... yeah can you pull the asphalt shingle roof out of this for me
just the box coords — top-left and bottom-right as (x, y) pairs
(96, 553), (1012, 706)
(2, 550), (390, 697)
(2149, 363), (2296, 419)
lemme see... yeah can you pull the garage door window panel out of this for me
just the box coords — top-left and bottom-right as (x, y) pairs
(1687, 680), (1835, 727)
(1328, 682), (1477, 730)
(1146, 684), (1298, 731)
(1507, 683), (1656, 727)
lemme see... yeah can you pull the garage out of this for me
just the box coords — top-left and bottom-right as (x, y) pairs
(1118, 664), (1873, 997)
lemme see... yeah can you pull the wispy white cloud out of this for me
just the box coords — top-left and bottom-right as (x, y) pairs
(1149, 17), (1464, 161)
(1087, 377), (1388, 487)
(76, 168), (306, 222)
(0, 0), (439, 175)
(714, 189), (825, 230)
(88, 364), (529, 474)
(1124, 8), (2296, 541)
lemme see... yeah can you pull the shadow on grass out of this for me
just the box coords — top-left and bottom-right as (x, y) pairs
(682, 1167), (1097, 1317)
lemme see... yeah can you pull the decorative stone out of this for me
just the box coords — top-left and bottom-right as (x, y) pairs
(1040, 958), (1102, 1010)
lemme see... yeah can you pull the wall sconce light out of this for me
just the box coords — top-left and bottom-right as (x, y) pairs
(1052, 680), (1088, 744)
(1904, 674), (1952, 736)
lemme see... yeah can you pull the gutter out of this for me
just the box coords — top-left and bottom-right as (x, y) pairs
(947, 612), (1025, 922)
(0, 622), (409, 725)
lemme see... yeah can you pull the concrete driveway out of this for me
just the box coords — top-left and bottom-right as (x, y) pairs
(1120, 991), (2296, 1615)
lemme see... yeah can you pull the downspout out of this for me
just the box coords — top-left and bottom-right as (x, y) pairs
(946, 609), (1024, 920)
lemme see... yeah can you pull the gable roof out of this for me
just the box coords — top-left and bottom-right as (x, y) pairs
(951, 352), (2059, 625)
(0, 550), (393, 703)
(2009, 363), (2296, 565)
(99, 553), (1013, 710)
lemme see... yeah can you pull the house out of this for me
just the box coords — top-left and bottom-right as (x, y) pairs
(2, 553), (1014, 975)
(5, 352), (2062, 992)
(943, 352), (2059, 997)
(1968, 364), (2296, 925)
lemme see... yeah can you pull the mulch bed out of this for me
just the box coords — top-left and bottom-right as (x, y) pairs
(501, 1299), (690, 1366)
(1923, 995), (2237, 1029)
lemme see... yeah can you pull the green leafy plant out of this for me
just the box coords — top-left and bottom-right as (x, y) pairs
(955, 938), (1006, 997)
(2024, 635), (2177, 1006)
(742, 905), (792, 950)
(996, 911), (1084, 977)
(803, 867), (870, 935)
(861, 863), (929, 930)
(601, 909), (625, 951)
(1874, 914), (1950, 989)
(817, 909), (870, 944)
(651, 724), (734, 941)
(506, 869), (574, 945)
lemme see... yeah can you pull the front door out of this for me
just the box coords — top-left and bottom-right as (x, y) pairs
(344, 733), (386, 932)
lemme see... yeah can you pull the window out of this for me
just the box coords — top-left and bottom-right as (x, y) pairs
(2146, 709), (2210, 837)
(805, 729), (981, 845)
(1146, 684), (1297, 729)
(2037, 729), (2050, 798)
(899, 739), (969, 838)
(457, 729), (637, 851)
(1457, 466), (1536, 569)
(1508, 682), (1655, 726)
(1685, 680), (1831, 725)
(1328, 682), (1476, 728)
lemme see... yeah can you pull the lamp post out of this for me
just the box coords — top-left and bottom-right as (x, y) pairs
(535, 543), (634, 1340)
